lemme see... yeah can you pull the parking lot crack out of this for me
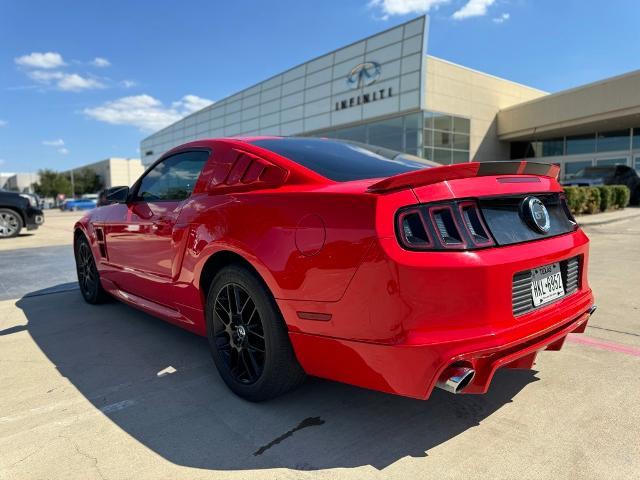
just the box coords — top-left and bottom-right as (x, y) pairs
(253, 416), (325, 456)
(73, 441), (107, 480)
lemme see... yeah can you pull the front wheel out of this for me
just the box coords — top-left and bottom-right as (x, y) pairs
(0, 209), (23, 238)
(74, 234), (109, 304)
(205, 265), (305, 401)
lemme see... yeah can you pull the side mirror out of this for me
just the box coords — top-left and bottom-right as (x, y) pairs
(102, 186), (130, 205)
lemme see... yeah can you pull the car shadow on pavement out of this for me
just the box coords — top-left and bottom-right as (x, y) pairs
(17, 284), (538, 471)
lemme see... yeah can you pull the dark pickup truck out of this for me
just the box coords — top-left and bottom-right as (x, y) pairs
(0, 190), (44, 238)
(562, 165), (640, 205)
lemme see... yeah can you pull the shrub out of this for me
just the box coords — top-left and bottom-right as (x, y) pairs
(611, 185), (631, 209)
(563, 186), (584, 214)
(584, 187), (601, 214)
(596, 185), (614, 211)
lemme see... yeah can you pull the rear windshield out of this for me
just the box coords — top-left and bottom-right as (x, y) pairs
(250, 137), (434, 182)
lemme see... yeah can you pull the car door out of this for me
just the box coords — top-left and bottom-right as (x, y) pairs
(104, 150), (210, 302)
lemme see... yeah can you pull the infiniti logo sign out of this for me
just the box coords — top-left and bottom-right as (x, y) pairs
(346, 62), (381, 89)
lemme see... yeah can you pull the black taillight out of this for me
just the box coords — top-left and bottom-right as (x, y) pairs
(459, 201), (494, 246)
(397, 209), (432, 249)
(430, 206), (465, 247)
(396, 200), (495, 251)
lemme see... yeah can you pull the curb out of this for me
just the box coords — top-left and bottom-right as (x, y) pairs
(578, 211), (640, 227)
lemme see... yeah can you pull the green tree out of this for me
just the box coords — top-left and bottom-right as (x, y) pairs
(33, 169), (72, 198)
(70, 168), (103, 195)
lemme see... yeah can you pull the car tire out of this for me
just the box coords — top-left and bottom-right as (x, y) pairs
(0, 208), (23, 239)
(205, 265), (306, 401)
(74, 234), (109, 304)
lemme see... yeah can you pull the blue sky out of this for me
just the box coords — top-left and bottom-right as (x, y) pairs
(1, 0), (639, 173)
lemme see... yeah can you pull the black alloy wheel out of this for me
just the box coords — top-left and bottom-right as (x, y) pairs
(212, 283), (266, 384)
(206, 265), (305, 401)
(74, 235), (109, 304)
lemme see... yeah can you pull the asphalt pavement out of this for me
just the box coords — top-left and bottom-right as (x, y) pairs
(0, 209), (638, 479)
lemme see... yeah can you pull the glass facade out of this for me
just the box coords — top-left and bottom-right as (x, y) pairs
(597, 129), (630, 152)
(424, 112), (470, 164)
(511, 128), (640, 160)
(310, 111), (471, 164)
(596, 157), (627, 167)
(566, 134), (596, 155)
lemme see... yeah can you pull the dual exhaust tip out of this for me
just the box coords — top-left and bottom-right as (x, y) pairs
(436, 366), (475, 394)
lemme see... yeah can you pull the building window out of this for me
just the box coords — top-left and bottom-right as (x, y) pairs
(540, 138), (564, 157)
(566, 134), (596, 155)
(564, 160), (593, 177)
(635, 157), (640, 171)
(433, 148), (451, 164)
(368, 117), (403, 151)
(633, 128), (640, 149)
(595, 158), (627, 167)
(308, 111), (469, 164)
(596, 129), (630, 152)
(424, 111), (470, 164)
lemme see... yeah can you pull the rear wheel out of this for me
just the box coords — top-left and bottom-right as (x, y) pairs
(205, 265), (305, 401)
(0, 209), (22, 238)
(74, 234), (109, 304)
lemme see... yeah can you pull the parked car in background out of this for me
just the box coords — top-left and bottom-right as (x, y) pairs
(562, 165), (640, 204)
(60, 198), (97, 211)
(0, 189), (44, 238)
(74, 137), (594, 402)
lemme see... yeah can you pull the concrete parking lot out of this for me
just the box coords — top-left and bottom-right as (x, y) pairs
(0, 209), (639, 479)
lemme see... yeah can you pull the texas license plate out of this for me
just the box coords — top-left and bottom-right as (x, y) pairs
(531, 262), (565, 307)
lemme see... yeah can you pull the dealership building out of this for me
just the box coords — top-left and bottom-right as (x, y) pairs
(141, 15), (640, 178)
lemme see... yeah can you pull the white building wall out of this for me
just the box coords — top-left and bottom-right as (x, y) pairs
(424, 56), (547, 162)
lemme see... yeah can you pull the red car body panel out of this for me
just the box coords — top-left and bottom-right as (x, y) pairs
(75, 138), (594, 400)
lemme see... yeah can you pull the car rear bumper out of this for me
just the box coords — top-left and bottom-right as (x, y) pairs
(282, 229), (594, 399)
(289, 293), (594, 399)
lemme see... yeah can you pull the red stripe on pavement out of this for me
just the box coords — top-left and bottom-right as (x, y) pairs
(567, 334), (640, 357)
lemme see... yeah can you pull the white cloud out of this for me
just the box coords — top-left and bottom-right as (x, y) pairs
(369, 0), (450, 18)
(43, 139), (65, 147)
(452, 0), (495, 19)
(0, 120), (7, 127)
(91, 57), (111, 67)
(173, 94), (214, 114)
(58, 147), (70, 155)
(15, 52), (66, 69)
(493, 12), (510, 23)
(57, 73), (104, 91)
(120, 79), (137, 88)
(27, 70), (104, 91)
(84, 94), (214, 131)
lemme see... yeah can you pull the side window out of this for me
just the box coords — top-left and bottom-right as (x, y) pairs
(137, 150), (209, 201)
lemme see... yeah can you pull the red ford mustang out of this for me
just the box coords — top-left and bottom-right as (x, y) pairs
(74, 137), (595, 401)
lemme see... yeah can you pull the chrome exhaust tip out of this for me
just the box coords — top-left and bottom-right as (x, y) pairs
(436, 366), (475, 394)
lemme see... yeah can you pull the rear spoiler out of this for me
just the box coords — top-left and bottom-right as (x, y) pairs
(367, 161), (560, 193)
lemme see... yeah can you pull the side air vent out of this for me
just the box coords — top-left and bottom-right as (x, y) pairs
(563, 256), (581, 294)
(512, 270), (533, 316)
(94, 227), (108, 260)
(208, 149), (287, 193)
